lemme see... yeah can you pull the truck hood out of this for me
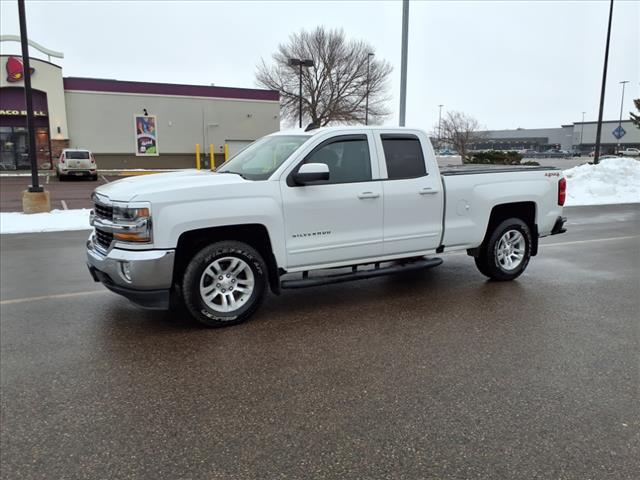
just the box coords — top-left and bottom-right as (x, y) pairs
(95, 170), (248, 202)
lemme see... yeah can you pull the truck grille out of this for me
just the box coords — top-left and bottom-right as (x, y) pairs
(95, 229), (113, 250)
(94, 202), (113, 220)
(93, 197), (113, 250)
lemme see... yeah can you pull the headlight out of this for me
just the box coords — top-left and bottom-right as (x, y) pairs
(112, 203), (152, 243)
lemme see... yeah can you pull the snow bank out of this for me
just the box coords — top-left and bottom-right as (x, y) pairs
(564, 157), (640, 206)
(0, 209), (91, 234)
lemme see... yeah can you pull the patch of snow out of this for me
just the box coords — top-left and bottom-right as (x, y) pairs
(0, 209), (91, 234)
(563, 157), (640, 206)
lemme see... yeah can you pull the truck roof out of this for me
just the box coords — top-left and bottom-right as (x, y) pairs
(271, 125), (422, 137)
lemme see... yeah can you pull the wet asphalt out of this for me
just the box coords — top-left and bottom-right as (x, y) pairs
(1, 204), (639, 479)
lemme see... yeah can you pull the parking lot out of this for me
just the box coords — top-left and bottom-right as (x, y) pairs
(1, 203), (638, 479)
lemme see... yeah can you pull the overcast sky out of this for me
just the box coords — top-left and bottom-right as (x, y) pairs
(1, 0), (638, 130)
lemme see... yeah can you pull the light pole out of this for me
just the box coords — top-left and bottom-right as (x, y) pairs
(438, 104), (444, 151)
(17, 0), (40, 194)
(617, 80), (629, 152)
(288, 58), (314, 128)
(580, 111), (586, 147)
(593, 0), (614, 164)
(399, 0), (409, 126)
(365, 53), (374, 125)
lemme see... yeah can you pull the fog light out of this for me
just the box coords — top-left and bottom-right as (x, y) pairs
(120, 261), (132, 282)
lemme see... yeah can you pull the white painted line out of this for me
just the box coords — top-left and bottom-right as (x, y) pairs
(61, 200), (68, 210)
(100, 174), (109, 183)
(540, 235), (639, 248)
(0, 290), (108, 306)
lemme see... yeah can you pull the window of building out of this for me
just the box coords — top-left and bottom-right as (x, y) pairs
(381, 135), (426, 180)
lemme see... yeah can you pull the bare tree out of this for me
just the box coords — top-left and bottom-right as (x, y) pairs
(256, 27), (392, 127)
(438, 111), (484, 161)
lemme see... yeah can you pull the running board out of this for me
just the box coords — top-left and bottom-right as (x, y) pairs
(281, 257), (443, 289)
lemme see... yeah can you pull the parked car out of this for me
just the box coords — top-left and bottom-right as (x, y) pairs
(520, 149), (539, 157)
(618, 148), (640, 157)
(87, 126), (567, 327)
(56, 149), (98, 181)
(438, 148), (458, 156)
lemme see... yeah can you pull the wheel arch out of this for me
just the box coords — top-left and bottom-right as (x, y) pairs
(173, 223), (281, 294)
(470, 201), (538, 257)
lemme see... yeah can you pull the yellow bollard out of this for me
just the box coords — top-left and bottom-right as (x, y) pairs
(209, 144), (215, 170)
(196, 144), (201, 170)
(224, 143), (229, 162)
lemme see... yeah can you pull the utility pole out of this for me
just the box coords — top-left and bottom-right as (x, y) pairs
(399, 0), (409, 126)
(580, 111), (586, 147)
(617, 80), (629, 153)
(438, 104), (444, 150)
(365, 53), (374, 125)
(593, 0), (614, 165)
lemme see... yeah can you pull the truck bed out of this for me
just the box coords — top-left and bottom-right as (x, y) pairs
(439, 164), (559, 176)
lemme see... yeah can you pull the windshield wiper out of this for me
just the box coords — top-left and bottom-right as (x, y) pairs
(217, 171), (248, 179)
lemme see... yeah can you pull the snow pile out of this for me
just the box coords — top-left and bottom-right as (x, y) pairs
(0, 209), (91, 234)
(564, 157), (640, 206)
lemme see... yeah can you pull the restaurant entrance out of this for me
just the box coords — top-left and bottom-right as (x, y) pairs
(0, 125), (51, 170)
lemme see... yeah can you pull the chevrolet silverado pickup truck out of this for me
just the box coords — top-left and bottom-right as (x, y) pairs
(87, 126), (567, 327)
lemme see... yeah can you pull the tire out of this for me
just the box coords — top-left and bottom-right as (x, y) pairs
(474, 218), (532, 281)
(91, 174), (98, 181)
(182, 240), (268, 327)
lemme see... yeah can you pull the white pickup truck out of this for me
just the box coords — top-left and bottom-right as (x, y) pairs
(87, 126), (567, 327)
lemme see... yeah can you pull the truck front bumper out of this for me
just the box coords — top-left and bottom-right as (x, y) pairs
(86, 234), (175, 309)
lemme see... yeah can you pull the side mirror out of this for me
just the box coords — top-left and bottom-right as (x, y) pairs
(294, 163), (330, 185)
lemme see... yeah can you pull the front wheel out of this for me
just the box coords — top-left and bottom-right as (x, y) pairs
(474, 218), (532, 281)
(182, 241), (268, 327)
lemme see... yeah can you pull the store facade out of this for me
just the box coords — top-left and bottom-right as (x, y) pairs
(0, 51), (280, 170)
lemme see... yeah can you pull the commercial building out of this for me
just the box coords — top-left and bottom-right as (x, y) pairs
(474, 120), (639, 153)
(0, 44), (280, 171)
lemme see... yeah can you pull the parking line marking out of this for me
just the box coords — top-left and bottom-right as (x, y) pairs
(100, 175), (110, 183)
(61, 200), (68, 210)
(540, 235), (638, 248)
(0, 290), (108, 306)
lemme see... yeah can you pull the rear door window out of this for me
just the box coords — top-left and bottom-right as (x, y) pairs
(381, 135), (426, 180)
(65, 151), (90, 159)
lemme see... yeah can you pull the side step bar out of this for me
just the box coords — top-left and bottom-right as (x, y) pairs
(281, 257), (443, 289)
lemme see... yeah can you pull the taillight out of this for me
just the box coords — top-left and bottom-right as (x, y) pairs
(558, 178), (566, 206)
(90, 154), (96, 164)
(60, 156), (65, 163)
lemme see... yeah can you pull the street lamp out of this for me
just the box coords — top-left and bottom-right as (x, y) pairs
(580, 111), (586, 147)
(617, 80), (630, 153)
(593, 0), (614, 165)
(438, 104), (444, 151)
(365, 53), (375, 125)
(288, 58), (314, 128)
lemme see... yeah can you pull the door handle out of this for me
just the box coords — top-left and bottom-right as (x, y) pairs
(358, 192), (380, 199)
(419, 187), (438, 195)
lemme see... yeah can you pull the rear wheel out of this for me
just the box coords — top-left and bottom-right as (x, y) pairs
(474, 218), (532, 281)
(182, 241), (268, 327)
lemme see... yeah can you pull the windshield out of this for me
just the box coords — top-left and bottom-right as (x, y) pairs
(216, 135), (310, 180)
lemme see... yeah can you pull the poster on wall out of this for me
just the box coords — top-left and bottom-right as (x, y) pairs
(134, 114), (158, 156)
